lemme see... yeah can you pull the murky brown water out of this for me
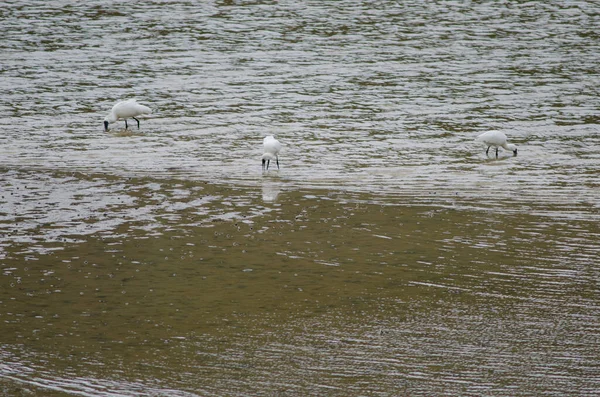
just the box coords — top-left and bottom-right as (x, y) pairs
(1, 1), (600, 396)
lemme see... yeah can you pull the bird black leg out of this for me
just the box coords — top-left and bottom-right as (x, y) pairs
(276, 157), (279, 170)
(485, 146), (490, 155)
(125, 119), (129, 129)
(133, 117), (140, 129)
(495, 147), (499, 158)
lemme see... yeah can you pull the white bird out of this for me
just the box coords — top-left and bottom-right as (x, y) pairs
(476, 130), (518, 158)
(104, 99), (152, 132)
(262, 135), (282, 171)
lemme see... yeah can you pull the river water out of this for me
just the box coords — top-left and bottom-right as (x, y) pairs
(1, 1), (599, 396)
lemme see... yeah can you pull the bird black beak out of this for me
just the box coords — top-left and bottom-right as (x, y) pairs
(104, 121), (109, 132)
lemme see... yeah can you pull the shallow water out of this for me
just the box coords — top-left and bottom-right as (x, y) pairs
(1, 1), (599, 396)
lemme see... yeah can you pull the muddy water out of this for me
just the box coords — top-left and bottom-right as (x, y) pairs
(1, 1), (600, 396)
(1, 169), (599, 396)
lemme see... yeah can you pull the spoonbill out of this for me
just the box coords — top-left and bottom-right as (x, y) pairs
(476, 130), (518, 158)
(104, 99), (152, 131)
(262, 135), (282, 171)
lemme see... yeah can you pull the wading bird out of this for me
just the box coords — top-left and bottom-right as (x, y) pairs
(262, 135), (282, 171)
(104, 99), (152, 131)
(476, 130), (518, 158)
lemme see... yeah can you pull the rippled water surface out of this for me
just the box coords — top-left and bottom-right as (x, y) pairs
(1, 1), (599, 396)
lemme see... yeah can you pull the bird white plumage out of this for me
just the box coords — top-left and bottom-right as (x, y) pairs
(476, 130), (518, 157)
(104, 99), (152, 131)
(262, 135), (282, 171)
